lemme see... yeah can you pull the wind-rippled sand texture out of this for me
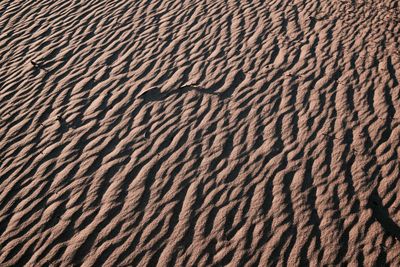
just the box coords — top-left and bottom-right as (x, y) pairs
(1, 0), (400, 266)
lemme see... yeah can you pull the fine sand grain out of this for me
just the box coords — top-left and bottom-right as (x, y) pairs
(0, 0), (400, 266)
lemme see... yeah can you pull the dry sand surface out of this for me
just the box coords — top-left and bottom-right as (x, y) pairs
(0, 0), (400, 266)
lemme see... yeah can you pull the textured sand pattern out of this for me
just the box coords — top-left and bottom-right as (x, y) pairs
(0, 0), (400, 265)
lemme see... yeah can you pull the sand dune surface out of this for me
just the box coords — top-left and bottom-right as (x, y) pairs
(0, 0), (400, 265)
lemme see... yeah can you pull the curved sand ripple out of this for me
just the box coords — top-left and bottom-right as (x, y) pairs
(0, 0), (400, 265)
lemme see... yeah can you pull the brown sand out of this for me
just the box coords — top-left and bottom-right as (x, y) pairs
(0, 0), (400, 266)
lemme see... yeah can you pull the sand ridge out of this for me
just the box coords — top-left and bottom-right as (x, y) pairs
(0, 0), (400, 266)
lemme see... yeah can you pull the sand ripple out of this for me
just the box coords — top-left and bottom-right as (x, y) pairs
(0, 0), (400, 265)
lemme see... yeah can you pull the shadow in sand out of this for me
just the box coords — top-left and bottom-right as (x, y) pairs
(31, 60), (50, 72)
(138, 85), (221, 102)
(368, 189), (400, 241)
(56, 116), (78, 132)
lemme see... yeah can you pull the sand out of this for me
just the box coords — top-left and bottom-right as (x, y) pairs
(0, 0), (399, 266)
